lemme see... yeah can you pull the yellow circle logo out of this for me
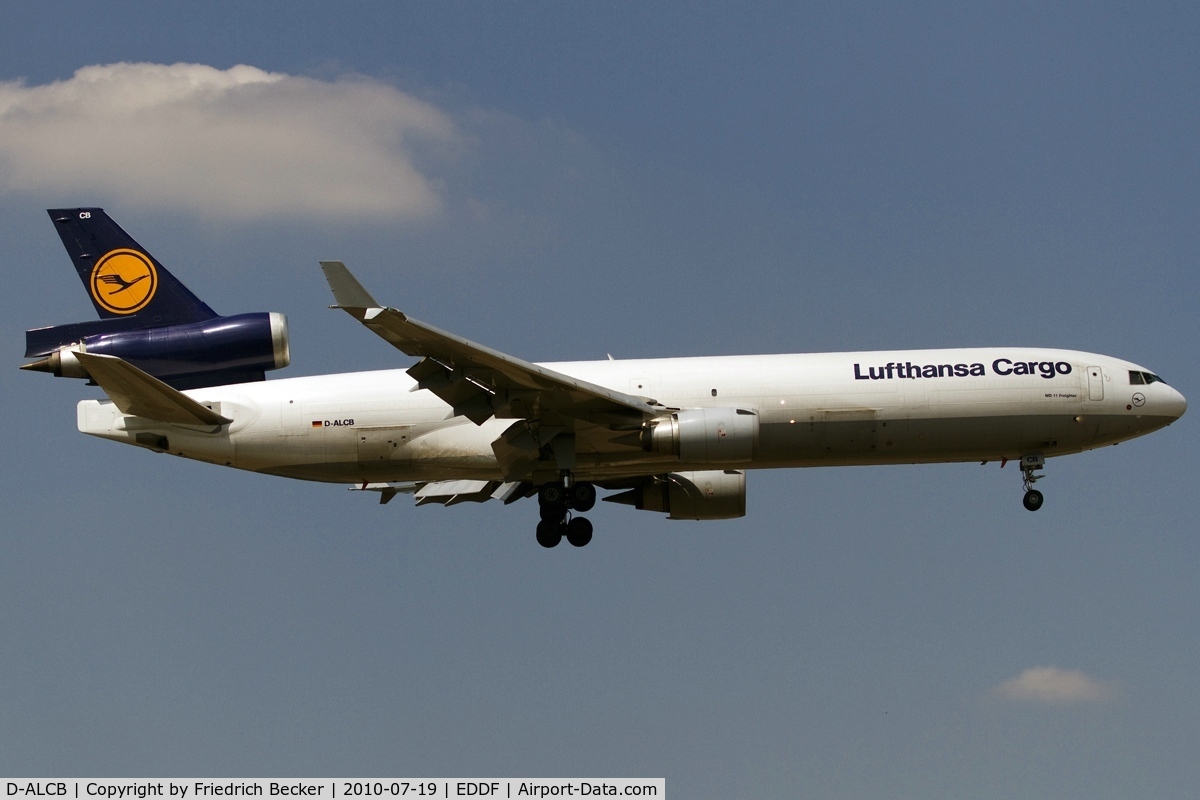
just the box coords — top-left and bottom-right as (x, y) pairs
(89, 249), (157, 314)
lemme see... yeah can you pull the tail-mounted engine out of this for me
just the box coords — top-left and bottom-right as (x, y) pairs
(23, 311), (290, 389)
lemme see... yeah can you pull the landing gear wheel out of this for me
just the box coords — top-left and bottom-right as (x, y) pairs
(538, 483), (567, 522)
(1019, 455), (1046, 512)
(566, 516), (593, 547)
(536, 520), (563, 548)
(540, 503), (567, 522)
(569, 482), (596, 512)
(539, 484), (565, 508)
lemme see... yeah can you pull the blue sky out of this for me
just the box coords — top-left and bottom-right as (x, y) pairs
(1, 3), (1197, 797)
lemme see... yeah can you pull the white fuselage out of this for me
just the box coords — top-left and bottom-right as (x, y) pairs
(77, 347), (1187, 484)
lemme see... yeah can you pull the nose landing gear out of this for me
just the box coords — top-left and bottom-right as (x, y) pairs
(1021, 454), (1045, 511)
(536, 476), (596, 547)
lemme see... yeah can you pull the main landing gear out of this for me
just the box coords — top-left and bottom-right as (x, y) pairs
(536, 478), (596, 548)
(1020, 454), (1045, 512)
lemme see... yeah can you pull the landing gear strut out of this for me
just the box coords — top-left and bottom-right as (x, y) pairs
(536, 475), (595, 547)
(1020, 454), (1045, 512)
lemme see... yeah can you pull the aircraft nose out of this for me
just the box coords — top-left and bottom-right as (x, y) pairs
(1162, 387), (1187, 420)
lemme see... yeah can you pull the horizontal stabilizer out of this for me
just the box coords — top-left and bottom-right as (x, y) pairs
(73, 351), (231, 426)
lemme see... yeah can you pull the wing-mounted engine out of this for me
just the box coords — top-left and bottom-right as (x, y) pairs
(643, 407), (760, 462)
(605, 470), (747, 520)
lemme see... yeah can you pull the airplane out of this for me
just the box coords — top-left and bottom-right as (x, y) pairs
(23, 209), (1187, 548)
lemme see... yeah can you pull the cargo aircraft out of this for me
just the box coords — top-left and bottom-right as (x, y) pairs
(24, 209), (1187, 547)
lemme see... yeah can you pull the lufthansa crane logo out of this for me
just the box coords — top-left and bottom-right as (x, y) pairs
(89, 249), (158, 314)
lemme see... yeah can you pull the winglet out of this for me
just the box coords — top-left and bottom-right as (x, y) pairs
(320, 261), (380, 309)
(73, 351), (231, 426)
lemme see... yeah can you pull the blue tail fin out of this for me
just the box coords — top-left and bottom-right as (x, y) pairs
(47, 208), (218, 325)
(25, 209), (290, 388)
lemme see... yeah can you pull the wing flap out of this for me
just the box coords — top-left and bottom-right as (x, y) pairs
(351, 480), (522, 506)
(73, 351), (231, 426)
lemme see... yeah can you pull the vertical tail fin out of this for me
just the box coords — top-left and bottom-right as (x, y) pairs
(47, 208), (217, 325)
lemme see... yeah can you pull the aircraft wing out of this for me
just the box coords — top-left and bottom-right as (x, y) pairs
(73, 351), (231, 426)
(321, 261), (659, 427)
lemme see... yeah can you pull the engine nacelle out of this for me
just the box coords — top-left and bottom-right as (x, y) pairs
(610, 470), (746, 520)
(24, 312), (290, 388)
(644, 407), (759, 463)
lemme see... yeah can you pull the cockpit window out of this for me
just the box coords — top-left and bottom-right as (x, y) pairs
(1130, 370), (1167, 386)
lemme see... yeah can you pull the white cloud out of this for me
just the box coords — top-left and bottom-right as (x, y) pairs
(0, 63), (456, 220)
(991, 666), (1117, 704)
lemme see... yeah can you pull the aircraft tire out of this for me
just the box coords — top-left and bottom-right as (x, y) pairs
(1023, 489), (1044, 512)
(569, 482), (597, 512)
(539, 484), (565, 508)
(566, 516), (593, 547)
(536, 520), (563, 548)
(540, 503), (567, 522)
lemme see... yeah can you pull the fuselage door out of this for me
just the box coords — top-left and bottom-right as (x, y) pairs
(628, 375), (656, 402)
(1087, 366), (1104, 401)
(282, 397), (304, 435)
